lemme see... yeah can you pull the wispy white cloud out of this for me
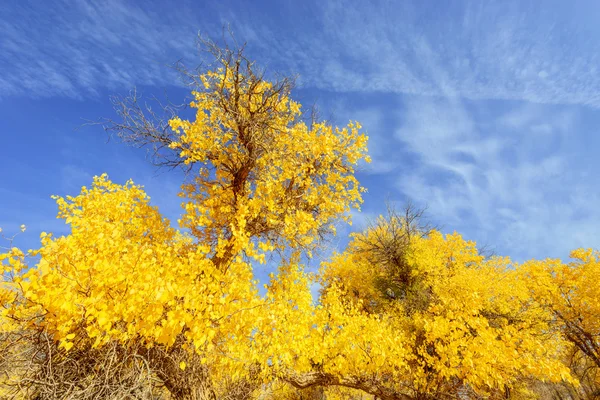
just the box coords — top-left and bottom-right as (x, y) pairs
(394, 96), (598, 261)
(6, 0), (600, 108)
(0, 0), (208, 98)
(240, 1), (600, 109)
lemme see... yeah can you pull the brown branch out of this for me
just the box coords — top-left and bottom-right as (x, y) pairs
(284, 370), (414, 400)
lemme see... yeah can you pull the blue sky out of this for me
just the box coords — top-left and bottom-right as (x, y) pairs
(1, 0), (599, 278)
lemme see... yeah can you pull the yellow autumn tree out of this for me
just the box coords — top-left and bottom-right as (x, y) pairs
(0, 40), (369, 399)
(279, 210), (574, 399)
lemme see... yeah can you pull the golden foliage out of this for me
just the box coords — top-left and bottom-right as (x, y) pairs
(314, 216), (574, 398)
